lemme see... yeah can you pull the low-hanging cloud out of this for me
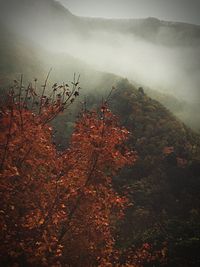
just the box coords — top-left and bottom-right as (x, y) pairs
(1, 0), (200, 121)
(44, 29), (200, 104)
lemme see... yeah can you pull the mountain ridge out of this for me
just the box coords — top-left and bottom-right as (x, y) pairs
(1, 0), (200, 47)
(0, 0), (200, 129)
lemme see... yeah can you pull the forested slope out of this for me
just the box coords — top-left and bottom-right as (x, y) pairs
(109, 79), (200, 267)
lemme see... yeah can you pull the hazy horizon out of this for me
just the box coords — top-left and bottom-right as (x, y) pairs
(58, 0), (200, 26)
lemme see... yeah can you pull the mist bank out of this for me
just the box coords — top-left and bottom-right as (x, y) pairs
(50, 30), (200, 104)
(0, 0), (200, 130)
(1, 0), (200, 105)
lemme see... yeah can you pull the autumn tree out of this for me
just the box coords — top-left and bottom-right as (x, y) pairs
(0, 76), (137, 266)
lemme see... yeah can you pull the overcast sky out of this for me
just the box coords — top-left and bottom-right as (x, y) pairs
(58, 0), (200, 25)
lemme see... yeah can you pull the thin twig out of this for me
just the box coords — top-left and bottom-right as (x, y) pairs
(19, 74), (24, 130)
(39, 68), (52, 115)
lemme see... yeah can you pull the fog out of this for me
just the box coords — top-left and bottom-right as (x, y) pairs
(12, 25), (199, 104)
(44, 30), (200, 104)
(0, 0), (200, 128)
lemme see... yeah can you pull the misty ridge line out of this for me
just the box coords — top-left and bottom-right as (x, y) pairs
(58, 0), (200, 26)
(1, 0), (200, 45)
(0, 0), (200, 130)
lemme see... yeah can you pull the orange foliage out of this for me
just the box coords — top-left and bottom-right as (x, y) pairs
(119, 243), (167, 267)
(0, 83), (137, 266)
(162, 146), (174, 155)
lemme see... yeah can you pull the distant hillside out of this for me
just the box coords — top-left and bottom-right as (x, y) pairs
(82, 16), (200, 47)
(0, 24), (45, 86)
(1, 0), (200, 47)
(110, 79), (200, 267)
(144, 87), (200, 132)
(0, 22), (121, 93)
